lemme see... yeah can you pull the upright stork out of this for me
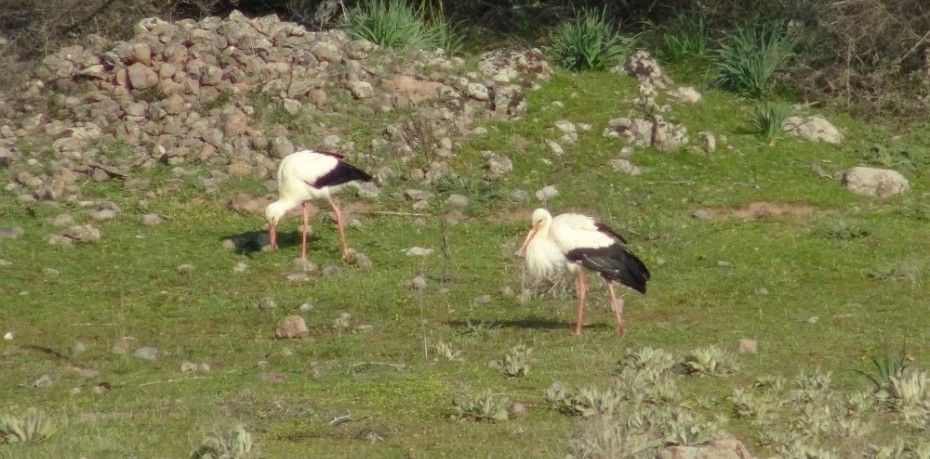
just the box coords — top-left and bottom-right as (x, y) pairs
(516, 208), (650, 335)
(264, 149), (372, 261)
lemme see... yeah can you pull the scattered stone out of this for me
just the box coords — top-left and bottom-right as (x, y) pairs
(332, 312), (352, 330)
(692, 209), (714, 220)
(348, 81), (374, 99)
(535, 185), (558, 201)
(739, 338), (758, 354)
(233, 261), (248, 273)
(511, 189), (529, 202)
(405, 247), (433, 257)
(286, 273), (311, 282)
(0, 259), (11, 267)
(474, 294), (492, 304)
(53, 224), (101, 244)
(465, 82), (490, 101)
(49, 214), (75, 227)
(403, 189), (433, 201)
(617, 51), (670, 88)
(255, 297), (277, 310)
(668, 86), (702, 104)
(176, 264), (195, 275)
(71, 341), (88, 354)
(507, 402), (527, 418)
(839, 167), (909, 198)
(141, 213), (163, 226)
(717, 260), (732, 267)
(90, 209), (118, 221)
(42, 267), (60, 277)
(133, 346), (159, 361)
(782, 115), (843, 144)
(698, 132), (716, 153)
(807, 315), (819, 324)
(406, 275), (427, 290)
(603, 115), (688, 152)
(3, 331), (12, 340)
(275, 315), (308, 339)
(0, 226), (24, 239)
(545, 139), (564, 155)
(609, 158), (642, 176)
(180, 361), (200, 373)
(299, 303), (314, 312)
(484, 152), (513, 179)
(445, 194), (469, 208)
(293, 257), (319, 273)
(476, 48), (552, 84)
(32, 374), (54, 388)
(553, 119), (578, 143)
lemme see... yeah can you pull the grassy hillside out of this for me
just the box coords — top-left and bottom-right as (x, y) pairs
(2, 65), (930, 457)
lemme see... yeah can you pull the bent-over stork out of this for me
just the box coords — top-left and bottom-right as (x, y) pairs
(516, 208), (650, 335)
(265, 149), (372, 261)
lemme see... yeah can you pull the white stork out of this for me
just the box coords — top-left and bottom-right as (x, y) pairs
(265, 149), (372, 261)
(516, 208), (650, 335)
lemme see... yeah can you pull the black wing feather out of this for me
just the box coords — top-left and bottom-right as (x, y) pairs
(566, 243), (650, 294)
(595, 222), (628, 243)
(311, 160), (373, 188)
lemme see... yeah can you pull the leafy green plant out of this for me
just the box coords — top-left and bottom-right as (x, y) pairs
(342, 0), (429, 50)
(817, 220), (872, 241)
(855, 347), (911, 392)
(748, 102), (789, 139)
(657, 13), (708, 63)
(680, 346), (738, 376)
(713, 21), (794, 97)
(190, 426), (255, 459)
(549, 8), (635, 71)
(489, 344), (533, 377)
(0, 408), (57, 443)
(451, 391), (509, 422)
(572, 417), (663, 458)
(618, 346), (677, 375)
(546, 382), (621, 417)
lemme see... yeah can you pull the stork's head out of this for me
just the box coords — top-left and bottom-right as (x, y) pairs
(516, 208), (553, 257)
(264, 200), (291, 250)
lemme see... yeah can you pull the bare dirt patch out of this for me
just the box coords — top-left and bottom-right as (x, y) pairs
(692, 201), (824, 220)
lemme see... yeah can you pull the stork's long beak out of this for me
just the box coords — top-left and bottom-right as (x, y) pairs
(267, 224), (278, 250)
(515, 223), (539, 258)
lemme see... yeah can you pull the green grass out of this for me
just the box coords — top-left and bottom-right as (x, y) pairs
(341, 0), (463, 53)
(2, 68), (930, 456)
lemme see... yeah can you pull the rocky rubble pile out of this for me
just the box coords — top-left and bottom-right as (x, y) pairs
(0, 11), (550, 206)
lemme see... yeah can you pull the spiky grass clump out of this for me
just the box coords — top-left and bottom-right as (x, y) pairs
(0, 408), (56, 443)
(856, 347), (911, 393)
(748, 102), (789, 139)
(546, 381), (622, 418)
(190, 426), (255, 459)
(489, 344), (533, 377)
(451, 391), (509, 422)
(657, 13), (708, 63)
(549, 8), (634, 71)
(342, 0), (462, 52)
(431, 340), (462, 361)
(713, 21), (794, 97)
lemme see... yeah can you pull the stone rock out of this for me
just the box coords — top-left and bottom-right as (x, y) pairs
(142, 213), (163, 226)
(134, 346), (160, 361)
(739, 338), (758, 354)
(508, 402), (527, 417)
(403, 189), (433, 201)
(177, 264), (195, 275)
(275, 315), (308, 339)
(406, 275), (427, 290)
(545, 139), (564, 155)
(476, 48), (552, 83)
(839, 167), (909, 197)
(603, 115), (688, 152)
(226, 161), (253, 177)
(310, 41), (341, 62)
(782, 115), (843, 144)
(381, 75), (452, 103)
(228, 192), (274, 214)
(554, 119), (577, 143)
(535, 185), (558, 201)
(405, 247), (433, 257)
(465, 82), (490, 101)
(445, 194), (469, 208)
(255, 297), (277, 310)
(483, 152), (512, 179)
(617, 51), (670, 88)
(609, 158), (642, 176)
(127, 63), (159, 90)
(59, 224), (101, 244)
(698, 132), (716, 153)
(270, 137), (294, 158)
(348, 80), (374, 99)
(0, 226), (24, 239)
(668, 86), (701, 104)
(32, 374), (54, 388)
(656, 436), (755, 459)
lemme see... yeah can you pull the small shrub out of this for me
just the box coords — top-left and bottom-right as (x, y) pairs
(546, 382), (621, 418)
(489, 344), (533, 377)
(618, 346), (677, 375)
(342, 0), (428, 50)
(190, 426), (255, 459)
(680, 346), (738, 376)
(748, 102), (789, 139)
(662, 410), (720, 446)
(451, 391), (509, 422)
(657, 13), (708, 63)
(423, 16), (465, 55)
(572, 417), (663, 458)
(713, 21), (794, 97)
(729, 388), (775, 421)
(431, 340), (462, 361)
(549, 8), (635, 71)
(0, 408), (56, 443)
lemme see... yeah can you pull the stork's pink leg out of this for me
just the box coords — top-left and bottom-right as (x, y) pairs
(327, 195), (350, 262)
(574, 272), (587, 336)
(606, 282), (626, 334)
(300, 202), (309, 260)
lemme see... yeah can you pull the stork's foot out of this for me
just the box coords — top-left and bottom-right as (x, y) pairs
(615, 321), (627, 335)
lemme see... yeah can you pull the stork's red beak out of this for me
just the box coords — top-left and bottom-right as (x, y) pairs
(268, 224), (278, 250)
(515, 224), (539, 258)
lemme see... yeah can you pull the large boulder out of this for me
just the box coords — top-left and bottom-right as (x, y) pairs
(476, 48), (551, 83)
(839, 166), (909, 197)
